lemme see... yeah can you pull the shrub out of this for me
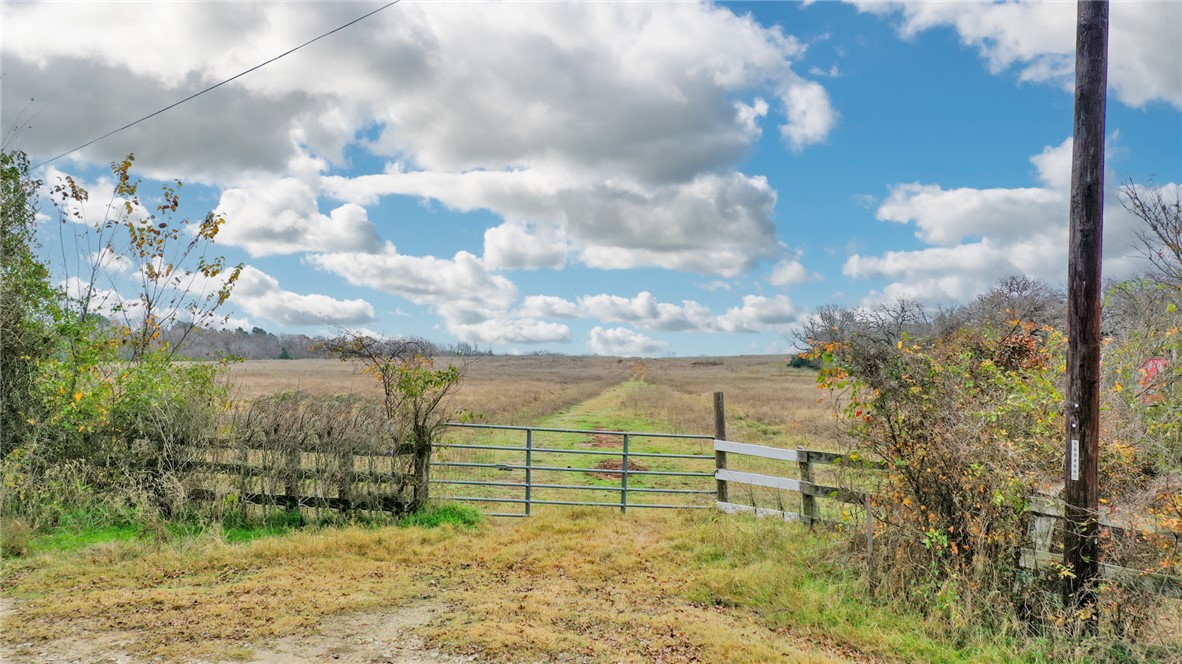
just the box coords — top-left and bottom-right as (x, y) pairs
(809, 279), (1179, 639)
(2, 152), (238, 527)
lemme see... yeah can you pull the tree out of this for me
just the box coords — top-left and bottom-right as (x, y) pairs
(49, 154), (242, 362)
(0, 150), (53, 456)
(5, 154), (242, 521)
(1121, 181), (1182, 288)
(322, 333), (464, 512)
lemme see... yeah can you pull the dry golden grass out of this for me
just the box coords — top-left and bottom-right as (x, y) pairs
(629, 356), (842, 447)
(225, 355), (837, 445)
(226, 356), (633, 425)
(1, 511), (856, 663)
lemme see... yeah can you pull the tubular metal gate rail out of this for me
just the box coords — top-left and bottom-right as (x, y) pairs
(432, 423), (716, 517)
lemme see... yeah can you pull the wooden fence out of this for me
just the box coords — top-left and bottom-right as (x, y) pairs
(711, 438), (1182, 598)
(184, 438), (419, 515)
(1022, 494), (1182, 599)
(712, 439), (865, 525)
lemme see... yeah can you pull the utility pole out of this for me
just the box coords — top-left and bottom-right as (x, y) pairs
(1063, 0), (1108, 621)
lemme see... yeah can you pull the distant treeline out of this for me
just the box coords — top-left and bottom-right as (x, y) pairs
(152, 325), (567, 361)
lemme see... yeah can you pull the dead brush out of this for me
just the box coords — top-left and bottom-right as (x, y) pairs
(204, 392), (416, 523)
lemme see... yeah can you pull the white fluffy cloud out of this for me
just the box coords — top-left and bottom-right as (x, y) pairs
(575, 291), (798, 333)
(579, 292), (716, 332)
(229, 266), (375, 327)
(518, 295), (580, 320)
(852, 1), (1182, 109)
(4, 3), (835, 182)
(768, 255), (813, 287)
(308, 243), (517, 312)
(588, 327), (668, 357)
(483, 223), (569, 271)
(325, 169), (781, 276)
(302, 244), (584, 344)
(845, 138), (1168, 303)
(717, 295), (800, 332)
(5, 3), (833, 281)
(214, 173), (382, 257)
(448, 318), (572, 346)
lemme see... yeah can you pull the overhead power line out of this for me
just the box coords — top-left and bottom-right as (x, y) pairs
(32, 0), (401, 170)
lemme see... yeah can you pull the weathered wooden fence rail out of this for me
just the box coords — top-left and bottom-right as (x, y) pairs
(183, 438), (418, 515)
(1021, 494), (1182, 598)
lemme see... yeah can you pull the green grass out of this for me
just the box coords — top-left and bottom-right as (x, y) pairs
(397, 503), (484, 529)
(27, 523), (142, 555)
(4, 502), (487, 560)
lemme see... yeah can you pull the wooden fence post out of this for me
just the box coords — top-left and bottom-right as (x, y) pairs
(284, 444), (301, 507)
(798, 450), (816, 527)
(237, 440), (250, 501)
(865, 494), (875, 596)
(338, 445), (354, 510)
(714, 392), (727, 503)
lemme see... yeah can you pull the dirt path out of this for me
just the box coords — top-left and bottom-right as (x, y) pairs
(1, 598), (479, 664)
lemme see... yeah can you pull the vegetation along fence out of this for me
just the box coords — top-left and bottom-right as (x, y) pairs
(185, 437), (421, 517)
(1022, 494), (1182, 599)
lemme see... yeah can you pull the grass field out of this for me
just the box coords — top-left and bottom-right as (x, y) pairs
(4, 356), (1177, 662)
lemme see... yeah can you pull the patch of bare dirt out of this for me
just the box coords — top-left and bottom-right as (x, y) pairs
(0, 598), (481, 664)
(248, 602), (480, 664)
(585, 433), (622, 448)
(586, 458), (649, 481)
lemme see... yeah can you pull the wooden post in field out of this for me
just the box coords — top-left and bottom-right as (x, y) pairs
(798, 450), (816, 526)
(714, 392), (728, 503)
(865, 494), (875, 597)
(284, 444), (301, 504)
(1063, 0), (1108, 621)
(338, 445), (354, 511)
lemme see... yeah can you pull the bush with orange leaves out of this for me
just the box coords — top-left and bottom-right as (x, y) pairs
(808, 282), (1179, 639)
(812, 315), (1065, 627)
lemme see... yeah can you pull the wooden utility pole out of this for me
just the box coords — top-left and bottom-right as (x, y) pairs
(1063, 0), (1108, 619)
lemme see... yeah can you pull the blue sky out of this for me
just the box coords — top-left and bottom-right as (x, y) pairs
(5, 1), (1180, 356)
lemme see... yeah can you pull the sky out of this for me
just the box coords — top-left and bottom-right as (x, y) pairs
(3, 1), (1180, 357)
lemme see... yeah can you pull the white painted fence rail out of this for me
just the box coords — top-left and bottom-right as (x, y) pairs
(712, 439), (861, 525)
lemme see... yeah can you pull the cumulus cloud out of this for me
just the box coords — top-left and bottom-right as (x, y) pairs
(852, 1), (1181, 109)
(229, 266), (375, 327)
(449, 318), (572, 346)
(588, 327), (668, 357)
(780, 78), (838, 150)
(717, 295), (799, 332)
(303, 244), (583, 342)
(326, 169), (781, 276)
(214, 175), (382, 257)
(518, 295), (579, 319)
(308, 243), (517, 312)
(845, 138), (1168, 303)
(576, 291), (797, 333)
(5, 3), (835, 181)
(4, 3), (835, 283)
(579, 292), (716, 332)
(767, 255), (813, 287)
(483, 223), (569, 270)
